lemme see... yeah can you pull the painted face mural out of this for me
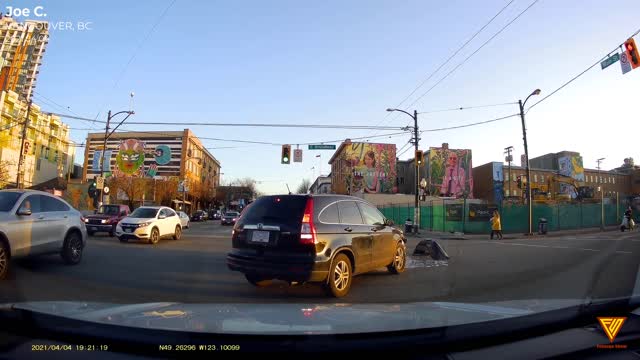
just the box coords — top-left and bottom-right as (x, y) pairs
(154, 145), (172, 165)
(116, 139), (146, 175)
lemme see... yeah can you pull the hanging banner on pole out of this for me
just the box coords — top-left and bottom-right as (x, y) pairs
(621, 52), (632, 74)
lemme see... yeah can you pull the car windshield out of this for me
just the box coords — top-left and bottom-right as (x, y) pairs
(3, 2), (640, 355)
(0, 192), (21, 212)
(96, 205), (120, 215)
(128, 208), (159, 219)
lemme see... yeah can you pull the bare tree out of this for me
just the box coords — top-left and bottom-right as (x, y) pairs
(296, 179), (311, 194)
(0, 161), (10, 189)
(108, 176), (148, 209)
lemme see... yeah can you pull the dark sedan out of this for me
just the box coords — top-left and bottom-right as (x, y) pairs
(190, 211), (207, 222)
(221, 211), (239, 225)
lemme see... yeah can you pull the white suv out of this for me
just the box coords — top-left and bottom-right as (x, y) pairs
(115, 206), (182, 244)
(0, 190), (88, 280)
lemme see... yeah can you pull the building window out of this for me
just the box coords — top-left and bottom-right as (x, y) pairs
(504, 172), (509, 181)
(54, 150), (58, 162)
(36, 158), (41, 171)
(540, 175), (545, 183)
(513, 189), (518, 196)
(599, 176), (603, 183)
(534, 174), (538, 183)
(512, 173), (516, 181)
(506, 190), (510, 196)
(45, 147), (50, 159)
(613, 177), (616, 184)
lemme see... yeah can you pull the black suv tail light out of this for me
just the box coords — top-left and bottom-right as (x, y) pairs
(300, 198), (316, 245)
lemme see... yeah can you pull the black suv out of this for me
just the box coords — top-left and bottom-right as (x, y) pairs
(227, 194), (406, 297)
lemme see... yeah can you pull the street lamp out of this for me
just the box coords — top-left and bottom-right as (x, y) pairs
(98, 105), (135, 206)
(387, 108), (419, 233)
(597, 158), (605, 230)
(519, 88), (541, 235)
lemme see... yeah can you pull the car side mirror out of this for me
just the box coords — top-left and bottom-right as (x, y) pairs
(158, 214), (167, 219)
(384, 218), (394, 226)
(17, 207), (32, 216)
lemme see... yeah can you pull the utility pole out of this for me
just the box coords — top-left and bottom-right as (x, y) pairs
(504, 146), (513, 197)
(518, 89), (541, 236)
(16, 100), (32, 189)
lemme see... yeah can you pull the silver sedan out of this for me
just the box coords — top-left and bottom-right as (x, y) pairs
(178, 211), (190, 229)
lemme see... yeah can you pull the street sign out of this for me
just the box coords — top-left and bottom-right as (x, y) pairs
(95, 176), (104, 190)
(293, 149), (303, 163)
(308, 144), (336, 150)
(601, 53), (620, 70)
(621, 52), (632, 74)
(178, 181), (189, 193)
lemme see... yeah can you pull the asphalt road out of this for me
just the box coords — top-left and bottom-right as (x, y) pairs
(1, 221), (639, 304)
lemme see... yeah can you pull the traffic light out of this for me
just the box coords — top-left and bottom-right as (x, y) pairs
(415, 150), (424, 165)
(87, 180), (97, 198)
(624, 38), (640, 69)
(281, 144), (291, 164)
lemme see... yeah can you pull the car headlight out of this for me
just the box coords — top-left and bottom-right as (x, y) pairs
(101, 219), (107, 224)
(138, 221), (153, 228)
(84, 218), (89, 223)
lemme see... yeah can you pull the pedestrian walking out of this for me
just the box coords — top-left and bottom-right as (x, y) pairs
(490, 210), (503, 240)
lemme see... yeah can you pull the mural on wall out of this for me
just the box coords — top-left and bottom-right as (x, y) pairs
(109, 139), (163, 178)
(558, 155), (585, 197)
(341, 143), (397, 194)
(492, 162), (504, 203)
(428, 146), (474, 198)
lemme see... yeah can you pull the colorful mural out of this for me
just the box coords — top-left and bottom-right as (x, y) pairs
(340, 143), (397, 194)
(428, 147), (473, 198)
(558, 155), (585, 197)
(105, 139), (165, 178)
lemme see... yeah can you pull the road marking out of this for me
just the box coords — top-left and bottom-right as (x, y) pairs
(476, 240), (633, 254)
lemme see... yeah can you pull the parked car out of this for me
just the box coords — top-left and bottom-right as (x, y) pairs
(209, 210), (221, 220)
(178, 211), (190, 229)
(221, 211), (240, 226)
(115, 206), (182, 244)
(190, 210), (207, 222)
(227, 194), (406, 297)
(83, 204), (130, 236)
(0, 190), (87, 280)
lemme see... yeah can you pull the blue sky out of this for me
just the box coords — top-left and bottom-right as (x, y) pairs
(10, 0), (640, 194)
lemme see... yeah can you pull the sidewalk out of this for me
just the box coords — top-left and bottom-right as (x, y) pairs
(405, 225), (622, 241)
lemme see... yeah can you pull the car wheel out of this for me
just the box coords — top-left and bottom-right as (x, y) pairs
(0, 241), (9, 280)
(245, 274), (272, 287)
(119, 237), (127, 243)
(387, 243), (406, 274)
(149, 228), (160, 245)
(173, 225), (182, 240)
(61, 231), (83, 265)
(324, 253), (352, 298)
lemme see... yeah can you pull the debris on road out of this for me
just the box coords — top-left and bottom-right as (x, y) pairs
(413, 239), (450, 260)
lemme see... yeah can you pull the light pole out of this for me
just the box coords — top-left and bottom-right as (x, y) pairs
(519, 89), (541, 235)
(504, 146), (513, 198)
(387, 108), (419, 233)
(98, 95), (135, 206)
(597, 158), (605, 230)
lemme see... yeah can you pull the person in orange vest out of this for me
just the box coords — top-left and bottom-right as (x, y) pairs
(490, 210), (503, 240)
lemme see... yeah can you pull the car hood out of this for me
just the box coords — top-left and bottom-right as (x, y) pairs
(120, 217), (155, 224)
(5, 300), (583, 335)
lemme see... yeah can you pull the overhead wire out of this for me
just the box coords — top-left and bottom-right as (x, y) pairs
(369, 0), (517, 134)
(526, 27), (640, 113)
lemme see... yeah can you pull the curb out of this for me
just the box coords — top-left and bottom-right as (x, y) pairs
(406, 227), (621, 241)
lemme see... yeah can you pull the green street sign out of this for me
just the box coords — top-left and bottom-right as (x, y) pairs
(308, 144), (336, 150)
(601, 53), (620, 70)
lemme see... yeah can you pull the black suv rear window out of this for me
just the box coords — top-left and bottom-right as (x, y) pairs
(237, 196), (308, 228)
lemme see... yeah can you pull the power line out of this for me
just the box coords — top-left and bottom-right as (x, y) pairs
(417, 101), (517, 114)
(527, 27), (640, 113)
(123, 121), (402, 130)
(372, 0), (516, 132)
(420, 113), (520, 132)
(42, 112), (107, 124)
(405, 0), (540, 111)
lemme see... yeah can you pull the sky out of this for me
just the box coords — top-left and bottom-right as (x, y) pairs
(8, 0), (640, 194)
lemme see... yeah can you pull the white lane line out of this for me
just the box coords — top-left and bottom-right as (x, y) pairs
(552, 246), (569, 249)
(477, 240), (634, 254)
(616, 250), (633, 254)
(580, 248), (599, 252)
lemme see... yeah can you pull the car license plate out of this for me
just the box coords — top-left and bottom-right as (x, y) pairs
(251, 231), (270, 243)
(125, 228), (133, 233)
(89, 226), (96, 231)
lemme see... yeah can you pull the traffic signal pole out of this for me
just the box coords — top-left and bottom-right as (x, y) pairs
(413, 110), (420, 234)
